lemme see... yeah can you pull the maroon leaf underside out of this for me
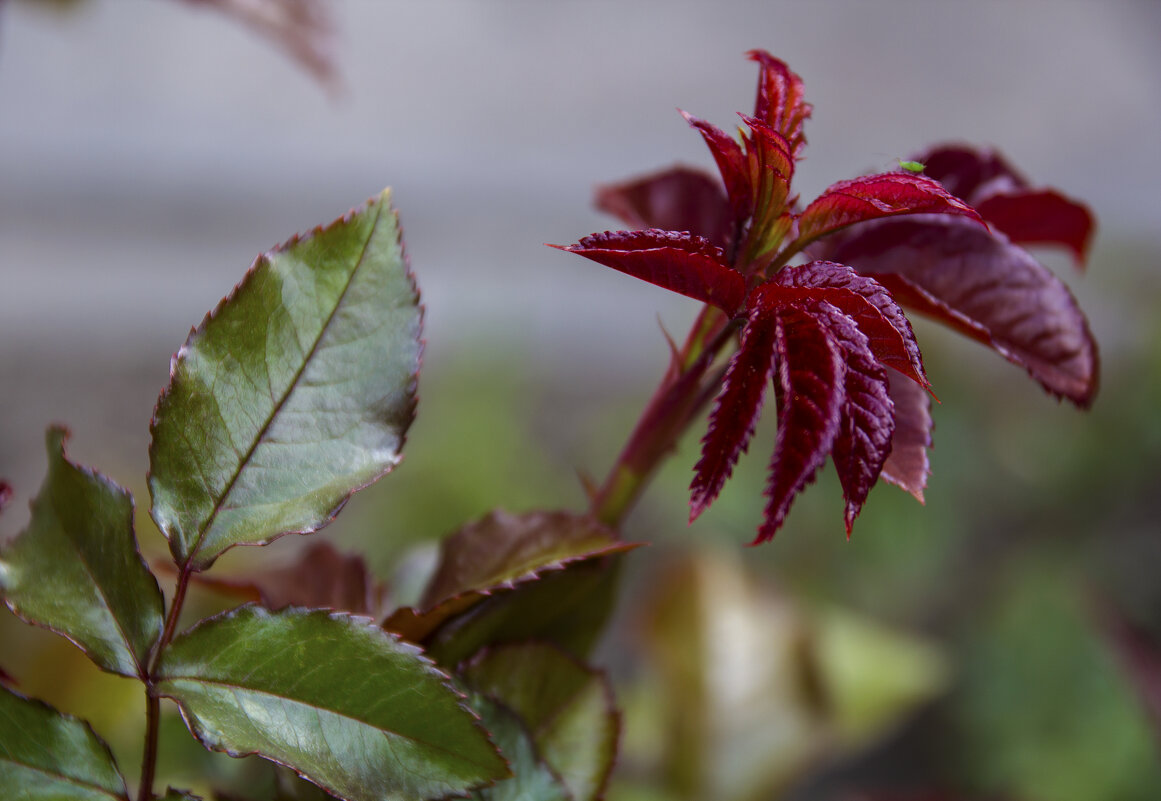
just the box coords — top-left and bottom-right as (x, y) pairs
(690, 310), (779, 520)
(746, 49), (811, 156)
(795, 172), (984, 245)
(759, 261), (929, 388)
(681, 111), (753, 220)
(974, 190), (1094, 265)
(557, 230), (745, 313)
(756, 305), (845, 543)
(879, 367), (934, 501)
(913, 144), (1029, 201)
(828, 217), (1098, 407)
(595, 166), (734, 251)
(809, 303), (896, 534)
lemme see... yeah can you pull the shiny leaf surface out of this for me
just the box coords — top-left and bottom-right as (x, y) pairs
(149, 189), (422, 570)
(157, 606), (506, 801)
(0, 428), (163, 677)
(746, 49), (811, 157)
(470, 698), (571, 801)
(0, 686), (128, 801)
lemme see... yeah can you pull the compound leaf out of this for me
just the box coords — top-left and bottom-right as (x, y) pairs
(156, 606), (506, 801)
(149, 189), (422, 571)
(0, 686), (128, 801)
(0, 428), (163, 678)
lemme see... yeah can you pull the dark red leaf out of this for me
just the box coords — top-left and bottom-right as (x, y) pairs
(811, 303), (895, 534)
(913, 144), (1028, 201)
(740, 114), (795, 185)
(681, 111), (753, 220)
(829, 217), (1099, 406)
(975, 190), (1095, 265)
(758, 261), (929, 389)
(690, 309), (779, 520)
(0, 481), (10, 516)
(747, 50), (811, 157)
(795, 173), (984, 246)
(879, 367), (934, 501)
(756, 305), (845, 543)
(595, 166), (734, 250)
(553, 230), (745, 312)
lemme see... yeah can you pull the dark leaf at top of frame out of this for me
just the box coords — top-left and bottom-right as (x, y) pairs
(552, 230), (745, 312)
(595, 166), (734, 250)
(757, 305), (846, 543)
(691, 309), (779, 521)
(746, 49), (812, 157)
(0, 428), (164, 678)
(681, 110), (754, 220)
(879, 367), (934, 502)
(913, 144), (1095, 263)
(156, 606), (507, 801)
(0, 686), (129, 801)
(149, 189), (422, 571)
(795, 172), (984, 247)
(828, 217), (1099, 407)
(809, 303), (895, 534)
(465, 642), (619, 801)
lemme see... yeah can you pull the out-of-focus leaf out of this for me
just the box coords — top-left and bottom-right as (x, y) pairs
(0, 480), (11, 515)
(596, 167), (733, 250)
(0, 666), (14, 687)
(149, 189), (422, 571)
(179, 0), (336, 86)
(470, 697), (571, 801)
(1095, 599), (1161, 746)
(385, 511), (636, 644)
(0, 686), (128, 800)
(156, 606), (507, 801)
(747, 50), (811, 157)
(465, 643), (619, 801)
(878, 368), (933, 501)
(552, 230), (744, 313)
(794, 173), (983, 248)
(0, 428), (163, 678)
(828, 217), (1098, 407)
(161, 789), (204, 801)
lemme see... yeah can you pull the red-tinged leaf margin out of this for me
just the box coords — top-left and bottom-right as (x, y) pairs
(595, 166), (734, 251)
(810, 302), (895, 534)
(681, 110), (753, 220)
(756, 304), (846, 543)
(879, 367), (934, 502)
(690, 307), (779, 521)
(746, 49), (811, 157)
(552, 230), (745, 313)
(795, 172), (984, 247)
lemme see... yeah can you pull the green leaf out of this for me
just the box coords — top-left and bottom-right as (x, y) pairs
(0, 686), (129, 801)
(149, 189), (422, 571)
(465, 643), (618, 801)
(156, 605), (507, 801)
(0, 428), (163, 677)
(470, 698), (570, 801)
(160, 790), (203, 801)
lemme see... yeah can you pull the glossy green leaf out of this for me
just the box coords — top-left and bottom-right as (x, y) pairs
(0, 428), (163, 677)
(149, 189), (422, 571)
(0, 686), (128, 801)
(471, 698), (570, 801)
(466, 643), (618, 801)
(156, 605), (507, 801)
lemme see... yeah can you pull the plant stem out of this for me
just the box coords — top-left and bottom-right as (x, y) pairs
(137, 565), (193, 801)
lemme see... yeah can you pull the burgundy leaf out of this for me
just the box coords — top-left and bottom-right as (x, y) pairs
(747, 49), (811, 157)
(879, 367), (934, 501)
(759, 261), (929, 388)
(974, 190), (1095, 265)
(757, 305), (845, 543)
(810, 302), (895, 534)
(554, 230), (745, 312)
(796, 173), (984, 246)
(740, 114), (795, 186)
(0, 480), (10, 516)
(681, 110), (753, 220)
(913, 144), (1028, 201)
(690, 309), (779, 520)
(595, 166), (734, 250)
(829, 217), (1098, 406)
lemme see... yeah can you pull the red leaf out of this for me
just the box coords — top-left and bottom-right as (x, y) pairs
(811, 303), (896, 534)
(829, 218), (1099, 406)
(681, 111), (753, 220)
(914, 144), (1028, 201)
(690, 309), (779, 520)
(879, 367), (933, 502)
(796, 172), (984, 246)
(756, 304), (845, 543)
(595, 166), (734, 250)
(746, 50), (811, 157)
(554, 230), (746, 312)
(0, 481), (10, 516)
(740, 114), (795, 185)
(759, 261), (929, 389)
(975, 190), (1095, 265)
